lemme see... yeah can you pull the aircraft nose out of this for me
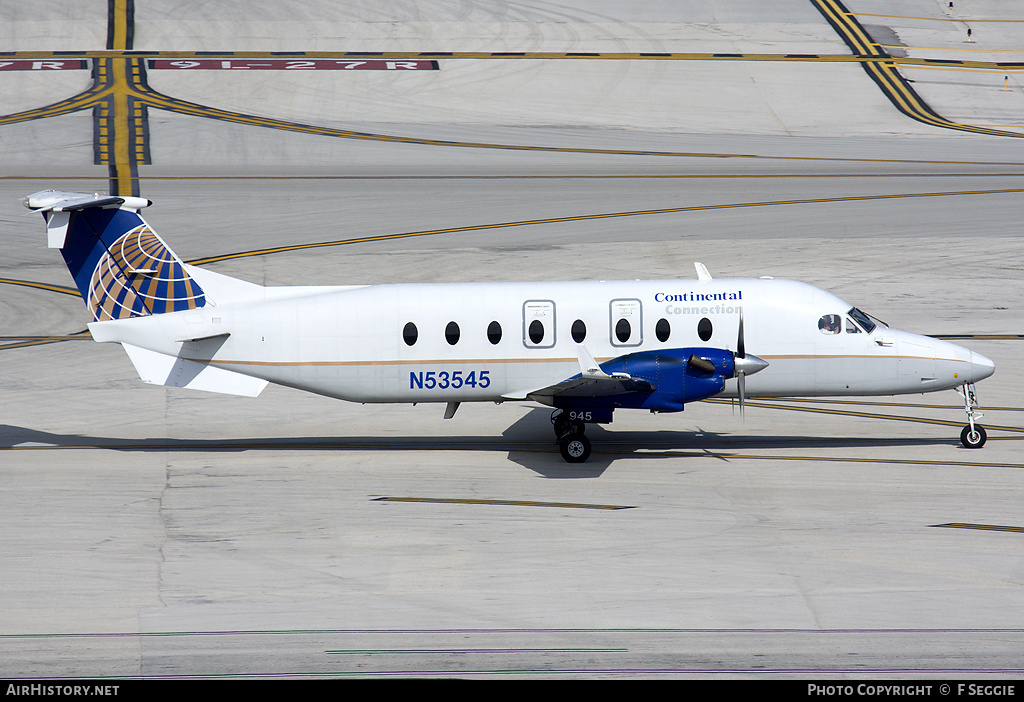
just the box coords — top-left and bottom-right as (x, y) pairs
(968, 351), (995, 383)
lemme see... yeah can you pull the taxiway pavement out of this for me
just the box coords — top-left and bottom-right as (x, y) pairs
(1, 0), (1023, 678)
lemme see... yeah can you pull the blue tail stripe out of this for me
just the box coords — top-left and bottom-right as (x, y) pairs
(59, 207), (124, 299)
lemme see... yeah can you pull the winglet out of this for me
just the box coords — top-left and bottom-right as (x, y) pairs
(694, 262), (713, 281)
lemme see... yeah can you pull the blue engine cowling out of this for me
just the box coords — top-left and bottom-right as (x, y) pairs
(556, 348), (736, 413)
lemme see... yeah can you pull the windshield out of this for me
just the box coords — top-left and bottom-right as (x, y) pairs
(847, 307), (876, 333)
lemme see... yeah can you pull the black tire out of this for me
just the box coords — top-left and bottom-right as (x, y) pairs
(960, 424), (987, 449)
(559, 434), (592, 463)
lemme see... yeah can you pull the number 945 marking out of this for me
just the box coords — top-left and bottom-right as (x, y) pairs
(410, 370), (490, 390)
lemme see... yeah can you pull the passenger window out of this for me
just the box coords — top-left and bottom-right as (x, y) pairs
(818, 314), (840, 335)
(656, 318), (670, 342)
(528, 320), (545, 344)
(571, 319), (587, 343)
(523, 300), (555, 348)
(845, 317), (862, 333)
(445, 321), (460, 345)
(403, 322), (418, 346)
(609, 299), (642, 347)
(615, 318), (631, 344)
(487, 321), (502, 345)
(697, 317), (713, 342)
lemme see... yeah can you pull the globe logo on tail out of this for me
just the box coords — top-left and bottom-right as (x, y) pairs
(87, 224), (205, 321)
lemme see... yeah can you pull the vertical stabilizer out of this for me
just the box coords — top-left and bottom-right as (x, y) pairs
(23, 190), (206, 322)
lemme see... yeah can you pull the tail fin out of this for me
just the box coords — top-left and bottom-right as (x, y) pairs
(23, 190), (205, 322)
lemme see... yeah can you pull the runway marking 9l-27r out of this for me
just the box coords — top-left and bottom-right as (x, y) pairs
(148, 59), (439, 70)
(6, 51), (1023, 70)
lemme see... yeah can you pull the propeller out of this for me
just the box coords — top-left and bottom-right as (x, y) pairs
(733, 309), (769, 418)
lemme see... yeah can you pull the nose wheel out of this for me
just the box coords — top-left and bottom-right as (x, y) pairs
(960, 424), (987, 449)
(957, 383), (987, 449)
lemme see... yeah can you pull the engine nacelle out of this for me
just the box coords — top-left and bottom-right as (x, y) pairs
(557, 348), (737, 413)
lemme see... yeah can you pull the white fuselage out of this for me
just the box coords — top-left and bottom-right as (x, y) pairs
(89, 276), (995, 406)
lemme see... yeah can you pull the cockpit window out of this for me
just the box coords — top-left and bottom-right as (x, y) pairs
(845, 318), (862, 333)
(818, 314), (840, 335)
(847, 307), (876, 333)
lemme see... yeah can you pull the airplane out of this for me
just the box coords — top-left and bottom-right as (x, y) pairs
(22, 189), (995, 462)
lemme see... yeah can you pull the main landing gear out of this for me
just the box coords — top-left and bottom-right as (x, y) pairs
(957, 383), (987, 449)
(552, 409), (592, 463)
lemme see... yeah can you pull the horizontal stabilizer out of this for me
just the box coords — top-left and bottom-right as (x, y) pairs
(22, 190), (151, 214)
(121, 343), (267, 397)
(175, 331), (231, 344)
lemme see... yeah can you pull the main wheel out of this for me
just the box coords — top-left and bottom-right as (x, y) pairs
(559, 434), (592, 463)
(960, 424), (987, 449)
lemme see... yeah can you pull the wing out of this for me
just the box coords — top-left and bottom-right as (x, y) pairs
(501, 345), (653, 403)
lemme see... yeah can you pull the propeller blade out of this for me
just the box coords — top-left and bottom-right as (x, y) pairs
(738, 370), (746, 419)
(737, 308), (746, 359)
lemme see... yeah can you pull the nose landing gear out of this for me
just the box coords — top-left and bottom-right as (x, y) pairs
(957, 383), (987, 448)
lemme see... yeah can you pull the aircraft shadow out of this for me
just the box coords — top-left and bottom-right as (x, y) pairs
(1, 414), (963, 481)
(499, 408), (965, 478)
